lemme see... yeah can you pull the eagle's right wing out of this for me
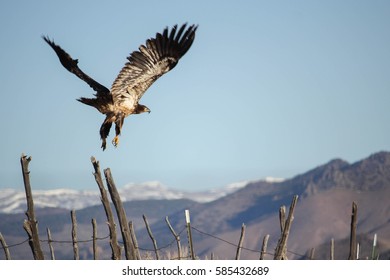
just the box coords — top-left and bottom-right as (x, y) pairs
(110, 24), (197, 108)
(43, 36), (110, 96)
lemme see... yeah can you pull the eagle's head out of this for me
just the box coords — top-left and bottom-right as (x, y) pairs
(135, 104), (151, 114)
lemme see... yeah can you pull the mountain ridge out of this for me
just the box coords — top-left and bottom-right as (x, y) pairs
(143, 151), (390, 259)
(0, 179), (257, 214)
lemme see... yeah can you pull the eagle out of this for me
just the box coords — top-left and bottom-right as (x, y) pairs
(43, 23), (197, 150)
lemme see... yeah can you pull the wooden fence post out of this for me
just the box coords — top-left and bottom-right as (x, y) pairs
(279, 206), (286, 233)
(274, 195), (298, 260)
(185, 209), (195, 260)
(371, 234), (377, 260)
(0, 232), (11, 260)
(104, 168), (136, 260)
(330, 238), (335, 260)
(92, 218), (98, 260)
(143, 214), (160, 260)
(309, 247), (315, 260)
(357, 243), (360, 260)
(128, 221), (141, 260)
(91, 157), (121, 260)
(46, 228), (55, 260)
(235, 223), (246, 260)
(71, 210), (79, 260)
(348, 202), (358, 260)
(165, 216), (182, 260)
(20, 154), (44, 260)
(259, 234), (270, 260)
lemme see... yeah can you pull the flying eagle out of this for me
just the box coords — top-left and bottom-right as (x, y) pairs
(43, 23), (197, 150)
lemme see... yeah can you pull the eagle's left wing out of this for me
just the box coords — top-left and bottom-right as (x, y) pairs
(42, 36), (110, 96)
(110, 24), (197, 108)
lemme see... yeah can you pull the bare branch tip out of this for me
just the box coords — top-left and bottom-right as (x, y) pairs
(21, 153), (32, 162)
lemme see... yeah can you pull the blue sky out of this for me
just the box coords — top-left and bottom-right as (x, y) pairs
(1, 0), (389, 191)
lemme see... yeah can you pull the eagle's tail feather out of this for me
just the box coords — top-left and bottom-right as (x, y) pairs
(77, 97), (98, 107)
(78, 95), (113, 115)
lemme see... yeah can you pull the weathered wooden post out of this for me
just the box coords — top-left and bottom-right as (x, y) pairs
(274, 195), (298, 260)
(0, 232), (11, 260)
(357, 243), (360, 260)
(91, 157), (121, 260)
(235, 223), (246, 260)
(259, 234), (270, 260)
(279, 206), (286, 233)
(20, 154), (44, 260)
(309, 247), (315, 260)
(104, 168), (136, 260)
(92, 218), (98, 260)
(165, 216), (182, 260)
(71, 209), (79, 260)
(128, 221), (141, 260)
(143, 214), (160, 260)
(348, 202), (358, 260)
(371, 234), (378, 260)
(46, 228), (55, 260)
(330, 238), (335, 260)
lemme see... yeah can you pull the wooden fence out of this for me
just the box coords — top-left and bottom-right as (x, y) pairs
(0, 154), (381, 260)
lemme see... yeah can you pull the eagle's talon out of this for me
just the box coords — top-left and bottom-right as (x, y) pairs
(101, 139), (107, 151)
(112, 136), (119, 147)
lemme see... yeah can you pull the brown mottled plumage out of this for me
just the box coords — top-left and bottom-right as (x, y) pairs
(43, 24), (197, 150)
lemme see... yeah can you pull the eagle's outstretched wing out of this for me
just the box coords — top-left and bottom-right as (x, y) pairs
(42, 36), (110, 96)
(110, 23), (198, 108)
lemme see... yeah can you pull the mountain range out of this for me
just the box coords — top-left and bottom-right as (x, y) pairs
(0, 151), (389, 260)
(0, 180), (257, 214)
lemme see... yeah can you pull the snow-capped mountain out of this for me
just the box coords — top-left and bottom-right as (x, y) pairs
(0, 179), (273, 214)
(0, 188), (100, 214)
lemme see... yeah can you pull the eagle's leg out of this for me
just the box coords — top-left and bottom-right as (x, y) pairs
(100, 117), (113, 151)
(112, 115), (124, 148)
